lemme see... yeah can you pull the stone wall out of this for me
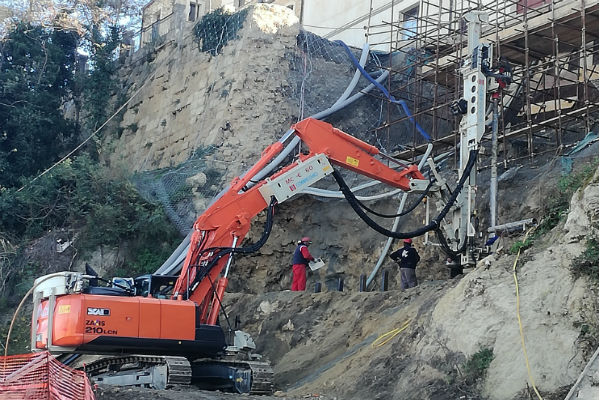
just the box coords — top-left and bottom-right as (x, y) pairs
(107, 4), (300, 176)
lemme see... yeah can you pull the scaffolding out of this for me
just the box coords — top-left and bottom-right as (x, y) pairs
(364, 0), (599, 166)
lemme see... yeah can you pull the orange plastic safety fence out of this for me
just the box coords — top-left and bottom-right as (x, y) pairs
(0, 351), (95, 400)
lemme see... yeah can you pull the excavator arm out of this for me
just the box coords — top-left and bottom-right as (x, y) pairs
(174, 118), (427, 325)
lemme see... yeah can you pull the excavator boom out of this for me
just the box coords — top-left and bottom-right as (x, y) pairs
(172, 118), (426, 325)
(32, 118), (427, 393)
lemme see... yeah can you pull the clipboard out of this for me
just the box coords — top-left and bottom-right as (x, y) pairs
(308, 258), (325, 271)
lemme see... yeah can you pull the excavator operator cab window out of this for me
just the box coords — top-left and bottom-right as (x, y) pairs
(135, 276), (151, 297)
(134, 275), (177, 299)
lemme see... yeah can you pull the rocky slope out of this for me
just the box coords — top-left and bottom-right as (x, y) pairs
(96, 160), (599, 400)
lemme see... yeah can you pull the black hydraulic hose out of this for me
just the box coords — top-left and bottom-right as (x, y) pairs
(435, 228), (468, 258)
(191, 196), (277, 287)
(356, 178), (434, 218)
(332, 149), (478, 239)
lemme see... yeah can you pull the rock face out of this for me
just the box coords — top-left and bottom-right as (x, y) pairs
(105, 5), (300, 176)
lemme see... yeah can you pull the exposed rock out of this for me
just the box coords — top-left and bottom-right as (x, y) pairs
(105, 5), (301, 179)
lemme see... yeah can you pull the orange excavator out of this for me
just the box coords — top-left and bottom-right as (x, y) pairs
(31, 118), (429, 393)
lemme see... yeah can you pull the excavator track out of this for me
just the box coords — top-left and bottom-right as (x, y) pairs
(246, 360), (274, 395)
(189, 358), (274, 394)
(83, 355), (273, 394)
(84, 355), (191, 388)
(164, 356), (193, 385)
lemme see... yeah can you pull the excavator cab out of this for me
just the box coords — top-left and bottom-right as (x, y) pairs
(134, 275), (178, 299)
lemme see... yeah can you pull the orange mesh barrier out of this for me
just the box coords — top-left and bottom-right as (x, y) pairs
(0, 352), (95, 400)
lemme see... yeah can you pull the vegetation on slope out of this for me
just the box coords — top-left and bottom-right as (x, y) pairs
(0, 19), (181, 354)
(194, 7), (249, 56)
(510, 162), (598, 266)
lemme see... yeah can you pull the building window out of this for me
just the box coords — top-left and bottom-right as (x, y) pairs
(402, 6), (418, 40)
(189, 2), (203, 21)
(189, 3), (196, 21)
(151, 12), (160, 42)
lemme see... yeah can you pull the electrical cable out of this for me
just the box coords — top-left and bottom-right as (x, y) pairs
(332, 150), (477, 239)
(371, 320), (411, 348)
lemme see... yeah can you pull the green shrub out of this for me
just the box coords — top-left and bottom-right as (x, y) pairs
(0, 154), (181, 267)
(572, 238), (599, 280)
(509, 237), (534, 254)
(463, 348), (494, 384)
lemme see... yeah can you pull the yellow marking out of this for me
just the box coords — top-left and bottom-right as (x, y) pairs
(322, 165), (331, 172)
(57, 305), (71, 314)
(346, 156), (359, 167)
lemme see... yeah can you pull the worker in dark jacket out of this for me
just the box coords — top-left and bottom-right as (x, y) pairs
(390, 238), (420, 289)
(291, 236), (314, 291)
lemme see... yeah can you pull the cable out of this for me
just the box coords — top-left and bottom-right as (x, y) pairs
(512, 227), (544, 400)
(371, 320), (411, 348)
(332, 149), (478, 239)
(334, 40), (432, 142)
(206, 274), (233, 333)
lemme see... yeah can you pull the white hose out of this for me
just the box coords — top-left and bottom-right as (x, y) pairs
(157, 43), (378, 276)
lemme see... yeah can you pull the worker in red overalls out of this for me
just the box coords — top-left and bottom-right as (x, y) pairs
(291, 236), (314, 291)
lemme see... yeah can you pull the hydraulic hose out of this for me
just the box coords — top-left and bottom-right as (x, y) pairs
(191, 196), (277, 288)
(366, 143), (433, 288)
(333, 149), (478, 239)
(356, 178), (433, 218)
(435, 227), (468, 258)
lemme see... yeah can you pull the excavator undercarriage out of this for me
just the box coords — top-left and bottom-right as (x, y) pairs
(83, 354), (274, 394)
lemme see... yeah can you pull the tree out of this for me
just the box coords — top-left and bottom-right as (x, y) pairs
(0, 0), (147, 38)
(82, 23), (121, 132)
(0, 23), (79, 188)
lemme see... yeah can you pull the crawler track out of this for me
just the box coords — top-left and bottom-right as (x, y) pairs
(84, 354), (273, 394)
